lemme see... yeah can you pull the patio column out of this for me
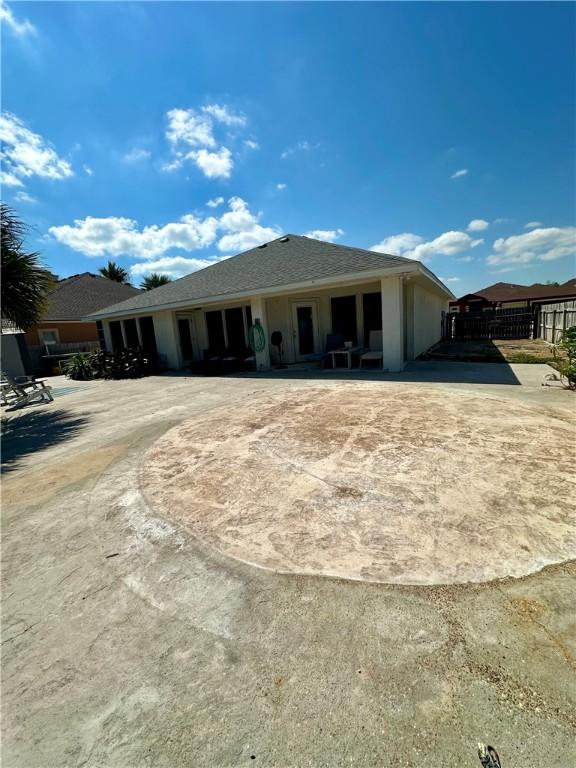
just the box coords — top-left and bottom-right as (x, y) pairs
(381, 276), (405, 372)
(153, 310), (181, 369)
(250, 296), (271, 371)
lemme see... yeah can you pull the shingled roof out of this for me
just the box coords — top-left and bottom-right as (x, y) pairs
(42, 273), (141, 321)
(88, 234), (436, 319)
(474, 278), (576, 303)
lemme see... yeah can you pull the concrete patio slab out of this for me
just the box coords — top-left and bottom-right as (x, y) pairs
(2, 363), (575, 767)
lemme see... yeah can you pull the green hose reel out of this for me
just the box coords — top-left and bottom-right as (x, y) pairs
(248, 319), (266, 354)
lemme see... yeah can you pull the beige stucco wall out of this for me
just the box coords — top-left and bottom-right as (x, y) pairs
(266, 280), (381, 364)
(412, 282), (447, 358)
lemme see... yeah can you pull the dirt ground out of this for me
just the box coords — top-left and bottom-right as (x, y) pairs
(425, 338), (558, 364)
(2, 363), (575, 767)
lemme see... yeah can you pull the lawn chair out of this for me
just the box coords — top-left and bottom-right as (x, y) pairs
(303, 333), (345, 368)
(0, 371), (53, 410)
(359, 330), (383, 368)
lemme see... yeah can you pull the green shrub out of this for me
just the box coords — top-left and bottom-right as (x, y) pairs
(552, 326), (576, 389)
(63, 347), (153, 381)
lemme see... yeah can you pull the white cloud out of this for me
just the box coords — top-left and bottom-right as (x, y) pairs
(281, 140), (316, 159)
(371, 233), (424, 256)
(15, 190), (36, 203)
(50, 197), (281, 260)
(0, 170), (24, 187)
(524, 221), (543, 229)
(164, 103), (251, 179)
(244, 139), (259, 150)
(371, 230), (482, 262)
(83, 165), (93, 176)
(0, 113), (73, 187)
(206, 196), (225, 208)
(217, 196), (281, 252)
(0, 1), (36, 36)
(189, 147), (233, 179)
(50, 213), (219, 259)
(123, 148), (151, 163)
(487, 227), (576, 266)
(202, 104), (246, 127)
(494, 217), (510, 224)
(451, 169), (468, 179)
(276, 183), (287, 190)
(166, 108), (215, 148)
(467, 219), (489, 232)
(303, 228), (344, 243)
(438, 276), (461, 284)
(130, 255), (224, 280)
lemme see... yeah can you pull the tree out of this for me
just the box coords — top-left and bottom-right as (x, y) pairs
(140, 273), (172, 291)
(98, 260), (130, 284)
(545, 280), (560, 286)
(0, 204), (54, 330)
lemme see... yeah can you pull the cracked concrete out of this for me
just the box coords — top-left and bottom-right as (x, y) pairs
(1, 364), (575, 767)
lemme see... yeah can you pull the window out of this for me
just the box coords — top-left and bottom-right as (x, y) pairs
(331, 295), (357, 344)
(96, 321), (106, 351)
(39, 329), (59, 346)
(224, 307), (246, 353)
(123, 318), (139, 348)
(362, 293), (382, 346)
(205, 311), (226, 352)
(178, 318), (193, 360)
(109, 320), (124, 351)
(139, 316), (157, 357)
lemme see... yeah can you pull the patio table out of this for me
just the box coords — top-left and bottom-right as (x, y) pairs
(328, 346), (362, 369)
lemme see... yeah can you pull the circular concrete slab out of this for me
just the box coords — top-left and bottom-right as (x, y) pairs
(140, 384), (575, 585)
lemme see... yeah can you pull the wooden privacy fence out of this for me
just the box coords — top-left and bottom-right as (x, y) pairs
(443, 307), (535, 341)
(537, 300), (576, 343)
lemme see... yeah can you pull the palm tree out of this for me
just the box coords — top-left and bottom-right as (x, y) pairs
(98, 260), (130, 284)
(0, 204), (54, 330)
(140, 273), (172, 291)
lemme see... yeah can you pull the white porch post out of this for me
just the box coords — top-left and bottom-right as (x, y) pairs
(250, 296), (271, 371)
(153, 310), (181, 369)
(381, 276), (405, 372)
(102, 321), (113, 352)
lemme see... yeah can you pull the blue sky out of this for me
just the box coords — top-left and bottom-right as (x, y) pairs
(2, 1), (575, 295)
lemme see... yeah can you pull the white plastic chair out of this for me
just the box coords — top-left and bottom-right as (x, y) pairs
(359, 330), (383, 368)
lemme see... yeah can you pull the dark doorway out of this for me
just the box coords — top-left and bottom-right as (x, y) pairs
(139, 316), (157, 357)
(331, 296), (357, 344)
(225, 307), (246, 353)
(178, 319), (193, 360)
(109, 320), (124, 351)
(205, 311), (225, 353)
(124, 318), (139, 348)
(362, 292), (382, 346)
(296, 306), (315, 355)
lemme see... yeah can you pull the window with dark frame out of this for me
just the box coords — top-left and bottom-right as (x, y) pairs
(205, 310), (226, 352)
(224, 307), (246, 353)
(123, 318), (139, 348)
(138, 316), (157, 357)
(362, 292), (382, 346)
(109, 320), (124, 351)
(331, 295), (358, 345)
(178, 319), (193, 360)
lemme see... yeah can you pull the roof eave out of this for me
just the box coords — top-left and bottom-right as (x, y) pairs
(86, 261), (455, 321)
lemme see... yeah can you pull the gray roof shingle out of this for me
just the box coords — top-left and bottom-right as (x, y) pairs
(88, 235), (417, 318)
(42, 273), (141, 321)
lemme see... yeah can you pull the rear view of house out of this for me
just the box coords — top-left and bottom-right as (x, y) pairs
(87, 235), (454, 372)
(26, 273), (141, 374)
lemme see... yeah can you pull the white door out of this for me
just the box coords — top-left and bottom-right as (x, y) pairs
(291, 301), (320, 361)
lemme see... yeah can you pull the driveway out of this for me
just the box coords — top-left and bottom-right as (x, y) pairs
(2, 364), (575, 767)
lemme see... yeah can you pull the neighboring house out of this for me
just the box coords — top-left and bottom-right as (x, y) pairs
(87, 235), (453, 372)
(25, 273), (141, 373)
(1, 320), (32, 378)
(450, 278), (576, 312)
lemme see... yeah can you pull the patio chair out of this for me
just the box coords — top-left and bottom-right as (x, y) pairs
(303, 333), (345, 368)
(359, 330), (383, 368)
(1, 371), (53, 410)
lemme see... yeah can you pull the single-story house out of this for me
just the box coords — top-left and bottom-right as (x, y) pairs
(87, 234), (455, 372)
(450, 278), (576, 312)
(26, 273), (141, 373)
